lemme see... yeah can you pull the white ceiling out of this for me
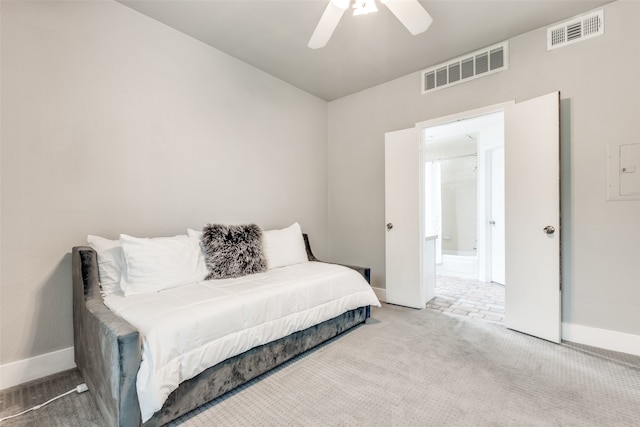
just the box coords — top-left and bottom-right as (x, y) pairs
(118, 0), (614, 101)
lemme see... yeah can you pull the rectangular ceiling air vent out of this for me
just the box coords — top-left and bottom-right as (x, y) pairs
(547, 9), (604, 50)
(421, 41), (508, 94)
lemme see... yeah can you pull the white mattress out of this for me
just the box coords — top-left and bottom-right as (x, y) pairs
(104, 261), (380, 422)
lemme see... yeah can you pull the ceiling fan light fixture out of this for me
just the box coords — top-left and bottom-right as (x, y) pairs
(383, 0), (433, 35)
(309, 0), (351, 49)
(309, 0), (432, 49)
(353, 0), (378, 16)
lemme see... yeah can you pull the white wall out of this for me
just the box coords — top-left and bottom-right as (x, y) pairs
(0, 0), (328, 378)
(328, 1), (640, 339)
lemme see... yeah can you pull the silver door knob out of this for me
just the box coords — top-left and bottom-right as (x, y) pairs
(489, 220), (496, 225)
(386, 223), (394, 230)
(543, 226), (555, 235)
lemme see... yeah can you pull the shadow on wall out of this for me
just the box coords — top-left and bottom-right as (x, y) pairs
(560, 98), (572, 321)
(28, 252), (75, 364)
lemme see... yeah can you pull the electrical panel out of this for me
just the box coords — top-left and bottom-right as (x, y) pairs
(607, 142), (640, 201)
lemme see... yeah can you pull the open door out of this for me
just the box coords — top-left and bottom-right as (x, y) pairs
(384, 127), (427, 309)
(504, 91), (561, 343)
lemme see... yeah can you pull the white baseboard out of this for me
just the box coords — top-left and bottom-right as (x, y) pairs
(562, 322), (640, 357)
(372, 286), (386, 303)
(0, 347), (76, 390)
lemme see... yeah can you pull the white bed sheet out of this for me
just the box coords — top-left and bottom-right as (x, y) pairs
(103, 261), (380, 422)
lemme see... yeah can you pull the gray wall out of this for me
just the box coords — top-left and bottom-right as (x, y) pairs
(327, 1), (640, 335)
(1, 1), (328, 364)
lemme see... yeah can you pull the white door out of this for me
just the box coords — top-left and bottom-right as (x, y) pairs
(490, 147), (505, 285)
(504, 92), (561, 343)
(384, 127), (426, 309)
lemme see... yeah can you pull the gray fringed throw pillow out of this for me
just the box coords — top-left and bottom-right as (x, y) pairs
(201, 224), (267, 280)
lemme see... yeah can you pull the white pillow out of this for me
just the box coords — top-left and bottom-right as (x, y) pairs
(87, 235), (124, 295)
(262, 223), (309, 270)
(187, 228), (202, 239)
(119, 234), (208, 296)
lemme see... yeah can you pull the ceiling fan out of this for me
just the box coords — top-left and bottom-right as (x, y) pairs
(308, 0), (433, 49)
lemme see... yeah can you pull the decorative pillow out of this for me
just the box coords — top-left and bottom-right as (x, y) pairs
(201, 224), (267, 279)
(119, 234), (208, 296)
(262, 223), (309, 269)
(87, 235), (125, 295)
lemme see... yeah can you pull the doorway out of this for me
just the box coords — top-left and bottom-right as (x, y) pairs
(422, 111), (505, 322)
(385, 92), (560, 341)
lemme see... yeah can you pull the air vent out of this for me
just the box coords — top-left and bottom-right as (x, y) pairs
(547, 9), (604, 50)
(421, 42), (508, 94)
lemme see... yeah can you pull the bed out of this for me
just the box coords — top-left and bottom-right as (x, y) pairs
(72, 228), (378, 427)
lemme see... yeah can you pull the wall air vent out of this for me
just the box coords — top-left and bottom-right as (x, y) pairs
(421, 41), (508, 94)
(547, 9), (604, 50)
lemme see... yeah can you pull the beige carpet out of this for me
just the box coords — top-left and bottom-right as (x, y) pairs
(2, 304), (640, 426)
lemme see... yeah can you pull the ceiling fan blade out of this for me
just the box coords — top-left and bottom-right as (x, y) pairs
(383, 0), (433, 35)
(308, 0), (349, 49)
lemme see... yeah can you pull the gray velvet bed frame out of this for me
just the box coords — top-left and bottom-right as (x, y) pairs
(72, 234), (371, 427)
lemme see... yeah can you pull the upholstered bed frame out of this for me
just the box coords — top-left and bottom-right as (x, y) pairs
(72, 234), (371, 427)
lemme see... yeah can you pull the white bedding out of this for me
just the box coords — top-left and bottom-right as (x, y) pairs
(103, 261), (380, 422)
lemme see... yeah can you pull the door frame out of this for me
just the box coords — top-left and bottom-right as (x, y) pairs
(487, 145), (506, 285)
(417, 102), (512, 281)
(415, 103), (513, 130)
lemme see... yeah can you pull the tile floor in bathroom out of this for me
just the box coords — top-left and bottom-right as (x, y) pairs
(426, 275), (505, 323)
